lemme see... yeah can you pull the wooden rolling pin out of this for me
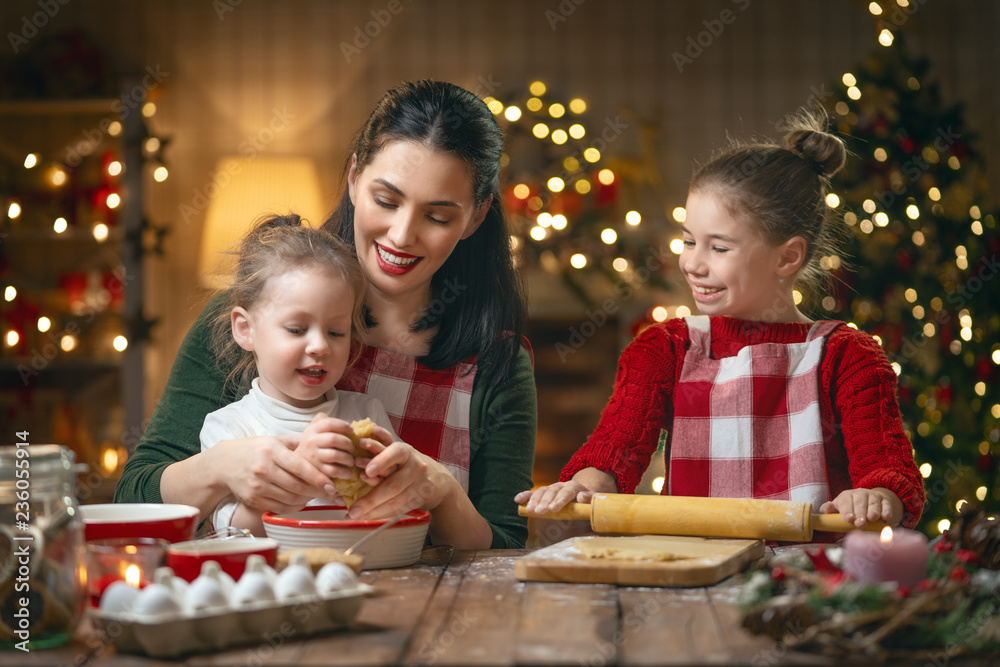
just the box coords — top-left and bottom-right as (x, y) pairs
(519, 493), (885, 541)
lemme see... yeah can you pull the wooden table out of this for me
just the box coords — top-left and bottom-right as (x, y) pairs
(8, 545), (996, 666)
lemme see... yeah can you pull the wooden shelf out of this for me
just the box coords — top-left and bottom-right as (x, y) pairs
(0, 358), (121, 391)
(0, 99), (117, 115)
(1, 86), (147, 457)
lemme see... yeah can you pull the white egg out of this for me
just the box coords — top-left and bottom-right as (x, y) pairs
(132, 583), (182, 620)
(244, 554), (278, 586)
(197, 560), (236, 596)
(231, 570), (276, 607)
(99, 580), (140, 615)
(315, 562), (358, 595)
(274, 563), (316, 601)
(183, 572), (230, 614)
(153, 565), (189, 600)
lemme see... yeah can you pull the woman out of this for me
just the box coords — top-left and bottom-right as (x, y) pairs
(115, 81), (536, 550)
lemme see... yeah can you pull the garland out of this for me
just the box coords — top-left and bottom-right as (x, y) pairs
(738, 509), (1000, 661)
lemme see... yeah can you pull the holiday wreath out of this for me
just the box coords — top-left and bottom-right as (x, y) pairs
(738, 507), (1000, 661)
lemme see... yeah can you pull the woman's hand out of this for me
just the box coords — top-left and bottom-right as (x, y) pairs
(294, 413), (360, 481)
(819, 487), (904, 528)
(344, 425), (457, 519)
(514, 481), (595, 515)
(205, 435), (339, 515)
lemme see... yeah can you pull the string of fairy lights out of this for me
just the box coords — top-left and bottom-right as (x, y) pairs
(832, 0), (1000, 533)
(492, 0), (999, 527)
(487, 80), (691, 323)
(2, 99), (168, 366)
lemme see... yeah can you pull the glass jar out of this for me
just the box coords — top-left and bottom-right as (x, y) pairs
(1, 444), (86, 650)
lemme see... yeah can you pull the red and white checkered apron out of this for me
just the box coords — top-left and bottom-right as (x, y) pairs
(667, 316), (840, 509)
(336, 344), (476, 492)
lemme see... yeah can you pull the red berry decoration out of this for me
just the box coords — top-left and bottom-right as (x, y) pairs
(956, 549), (980, 565)
(933, 539), (954, 553)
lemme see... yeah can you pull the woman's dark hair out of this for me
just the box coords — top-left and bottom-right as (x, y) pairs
(324, 80), (526, 385)
(689, 108), (848, 297)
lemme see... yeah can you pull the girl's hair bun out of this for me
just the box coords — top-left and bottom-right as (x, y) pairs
(780, 110), (847, 178)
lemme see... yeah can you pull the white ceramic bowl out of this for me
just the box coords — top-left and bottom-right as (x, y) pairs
(261, 506), (430, 569)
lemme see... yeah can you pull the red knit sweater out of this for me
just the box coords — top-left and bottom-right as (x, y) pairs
(561, 317), (926, 528)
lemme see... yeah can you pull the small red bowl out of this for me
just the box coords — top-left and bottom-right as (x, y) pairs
(166, 537), (279, 582)
(81, 503), (199, 543)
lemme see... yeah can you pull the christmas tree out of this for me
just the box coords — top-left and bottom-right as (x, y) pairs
(820, 32), (999, 534)
(489, 81), (678, 314)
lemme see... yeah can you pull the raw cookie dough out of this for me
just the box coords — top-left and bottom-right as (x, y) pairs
(333, 418), (375, 508)
(574, 536), (692, 562)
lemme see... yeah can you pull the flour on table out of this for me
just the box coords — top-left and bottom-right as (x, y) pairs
(574, 536), (692, 562)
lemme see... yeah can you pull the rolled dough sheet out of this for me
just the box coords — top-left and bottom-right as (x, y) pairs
(574, 535), (692, 562)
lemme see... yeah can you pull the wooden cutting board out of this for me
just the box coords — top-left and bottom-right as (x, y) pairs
(514, 535), (765, 587)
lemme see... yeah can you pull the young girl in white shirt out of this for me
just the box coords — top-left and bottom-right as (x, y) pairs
(201, 214), (397, 535)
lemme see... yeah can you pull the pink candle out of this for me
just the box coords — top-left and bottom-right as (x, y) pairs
(843, 526), (929, 587)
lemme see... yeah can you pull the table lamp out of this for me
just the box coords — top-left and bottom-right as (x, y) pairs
(198, 156), (325, 289)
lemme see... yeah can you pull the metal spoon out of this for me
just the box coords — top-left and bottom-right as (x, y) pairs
(344, 514), (407, 557)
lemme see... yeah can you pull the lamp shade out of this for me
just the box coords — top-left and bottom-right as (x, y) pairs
(198, 156), (325, 289)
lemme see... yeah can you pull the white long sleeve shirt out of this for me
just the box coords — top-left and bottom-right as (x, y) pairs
(200, 378), (397, 530)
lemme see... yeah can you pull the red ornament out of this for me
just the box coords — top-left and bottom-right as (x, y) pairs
(933, 539), (954, 553)
(956, 549), (980, 565)
(771, 566), (786, 582)
(949, 565), (969, 583)
(60, 272), (88, 310)
(895, 249), (912, 270)
(820, 570), (846, 597)
(503, 188), (526, 215)
(805, 548), (839, 574)
(593, 179), (618, 209)
(900, 137), (915, 153)
(102, 271), (124, 308)
(979, 454), (993, 473)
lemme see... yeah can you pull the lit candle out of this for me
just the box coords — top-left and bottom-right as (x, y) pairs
(843, 526), (929, 588)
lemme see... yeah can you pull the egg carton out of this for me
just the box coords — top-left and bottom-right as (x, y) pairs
(87, 554), (373, 658)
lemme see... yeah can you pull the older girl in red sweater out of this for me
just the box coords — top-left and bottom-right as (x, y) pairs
(517, 112), (925, 530)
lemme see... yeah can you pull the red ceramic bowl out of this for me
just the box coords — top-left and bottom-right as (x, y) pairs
(80, 503), (199, 543)
(166, 537), (279, 582)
